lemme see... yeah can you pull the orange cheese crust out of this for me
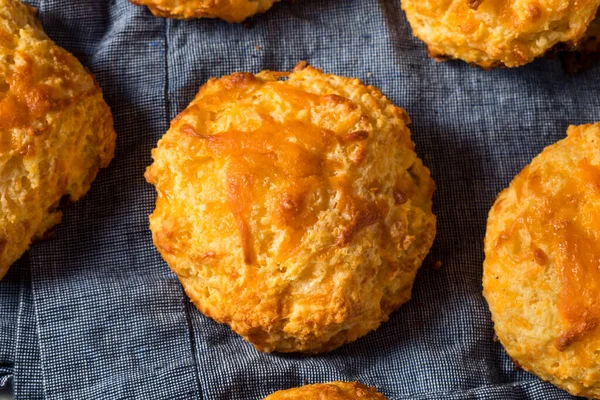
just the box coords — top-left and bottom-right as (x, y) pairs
(129, 0), (280, 22)
(402, 0), (600, 67)
(0, 0), (116, 280)
(581, 12), (600, 52)
(145, 63), (436, 353)
(483, 123), (600, 397)
(264, 381), (388, 400)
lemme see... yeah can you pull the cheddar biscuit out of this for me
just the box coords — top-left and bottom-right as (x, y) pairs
(0, 0), (116, 280)
(402, 0), (600, 67)
(145, 63), (436, 353)
(130, 0), (280, 22)
(483, 123), (600, 397)
(264, 382), (388, 399)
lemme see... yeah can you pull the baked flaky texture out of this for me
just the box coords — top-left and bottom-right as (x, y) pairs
(402, 0), (600, 68)
(129, 0), (280, 22)
(145, 63), (436, 353)
(483, 123), (600, 398)
(0, 0), (116, 280)
(264, 381), (389, 400)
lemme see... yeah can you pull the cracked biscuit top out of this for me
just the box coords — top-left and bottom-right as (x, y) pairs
(145, 63), (436, 353)
(484, 123), (600, 398)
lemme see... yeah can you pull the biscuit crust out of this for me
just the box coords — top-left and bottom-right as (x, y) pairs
(402, 0), (600, 67)
(129, 0), (280, 22)
(264, 381), (388, 399)
(145, 64), (436, 353)
(483, 123), (600, 397)
(0, 0), (116, 280)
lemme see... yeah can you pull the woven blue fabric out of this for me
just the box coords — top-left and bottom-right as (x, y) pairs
(0, 0), (599, 398)
(0, 261), (20, 381)
(12, 258), (44, 400)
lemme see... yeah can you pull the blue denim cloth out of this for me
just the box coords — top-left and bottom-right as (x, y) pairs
(0, 0), (598, 398)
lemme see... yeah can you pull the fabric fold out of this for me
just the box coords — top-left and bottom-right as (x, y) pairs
(0, 366), (11, 389)
(0, 263), (20, 379)
(13, 258), (43, 400)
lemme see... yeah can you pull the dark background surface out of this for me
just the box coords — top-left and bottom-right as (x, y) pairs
(0, 0), (598, 398)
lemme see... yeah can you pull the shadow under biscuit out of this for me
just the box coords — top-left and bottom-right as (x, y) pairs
(557, 13), (600, 74)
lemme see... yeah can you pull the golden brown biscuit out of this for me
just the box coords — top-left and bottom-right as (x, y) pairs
(402, 0), (600, 67)
(264, 381), (389, 399)
(0, 0), (116, 280)
(129, 0), (280, 22)
(483, 123), (600, 398)
(145, 63), (436, 353)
